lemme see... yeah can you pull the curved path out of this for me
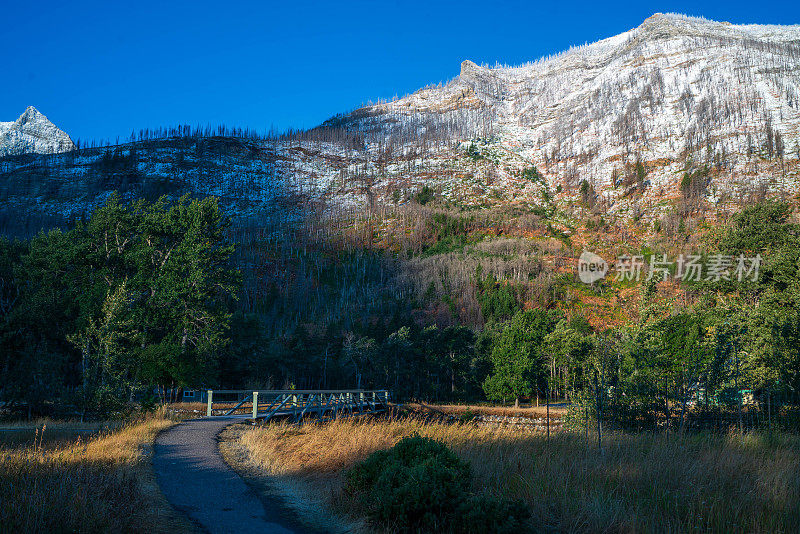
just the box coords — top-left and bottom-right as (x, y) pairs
(154, 417), (305, 534)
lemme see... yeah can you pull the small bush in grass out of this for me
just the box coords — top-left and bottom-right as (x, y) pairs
(458, 408), (477, 423)
(454, 495), (532, 534)
(345, 434), (530, 533)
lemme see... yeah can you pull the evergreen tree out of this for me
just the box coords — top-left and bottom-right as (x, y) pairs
(483, 309), (559, 407)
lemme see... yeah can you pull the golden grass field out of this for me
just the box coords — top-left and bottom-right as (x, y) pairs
(2, 406), (798, 534)
(410, 402), (568, 418)
(235, 416), (800, 533)
(0, 411), (195, 533)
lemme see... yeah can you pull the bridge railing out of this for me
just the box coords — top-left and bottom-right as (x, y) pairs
(205, 389), (391, 422)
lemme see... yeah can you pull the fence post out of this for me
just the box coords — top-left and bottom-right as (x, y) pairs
(206, 390), (213, 417)
(252, 391), (259, 419)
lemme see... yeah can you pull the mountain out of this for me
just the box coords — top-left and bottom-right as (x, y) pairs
(332, 13), (800, 213)
(1, 14), (799, 236)
(0, 106), (75, 157)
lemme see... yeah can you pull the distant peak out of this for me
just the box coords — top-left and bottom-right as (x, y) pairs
(1, 106), (75, 157)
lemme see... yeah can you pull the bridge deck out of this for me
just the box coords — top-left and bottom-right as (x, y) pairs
(204, 389), (391, 424)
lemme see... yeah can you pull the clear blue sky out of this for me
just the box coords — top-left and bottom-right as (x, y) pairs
(2, 0), (798, 143)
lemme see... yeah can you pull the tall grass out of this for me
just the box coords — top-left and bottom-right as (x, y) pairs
(239, 417), (800, 533)
(416, 402), (567, 418)
(0, 419), (123, 449)
(0, 411), (193, 533)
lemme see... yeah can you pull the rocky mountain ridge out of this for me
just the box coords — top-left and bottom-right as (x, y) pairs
(349, 13), (800, 215)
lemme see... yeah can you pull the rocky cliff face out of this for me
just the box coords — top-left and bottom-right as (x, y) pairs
(0, 106), (75, 157)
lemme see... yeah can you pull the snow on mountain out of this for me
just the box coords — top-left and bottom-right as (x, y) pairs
(333, 13), (800, 215)
(0, 106), (75, 157)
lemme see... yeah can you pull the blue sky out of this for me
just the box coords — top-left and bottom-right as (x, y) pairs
(2, 0), (798, 142)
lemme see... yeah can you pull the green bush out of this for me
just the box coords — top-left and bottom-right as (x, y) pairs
(459, 408), (477, 423)
(454, 495), (530, 534)
(345, 434), (530, 533)
(346, 435), (470, 530)
(414, 185), (435, 205)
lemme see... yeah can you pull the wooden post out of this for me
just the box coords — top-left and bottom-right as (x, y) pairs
(292, 394), (298, 421)
(252, 391), (259, 419)
(594, 370), (602, 453)
(206, 390), (213, 417)
(546, 388), (550, 440)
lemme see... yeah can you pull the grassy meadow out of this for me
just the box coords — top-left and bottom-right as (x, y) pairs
(411, 402), (568, 419)
(234, 416), (800, 533)
(0, 411), (194, 533)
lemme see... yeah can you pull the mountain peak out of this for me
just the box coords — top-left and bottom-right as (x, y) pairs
(0, 107), (75, 157)
(16, 106), (44, 126)
(636, 12), (706, 35)
(459, 59), (482, 77)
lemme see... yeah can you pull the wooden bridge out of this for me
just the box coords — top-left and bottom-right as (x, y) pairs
(204, 389), (391, 423)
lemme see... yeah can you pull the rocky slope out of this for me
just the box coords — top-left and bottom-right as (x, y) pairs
(342, 13), (800, 215)
(0, 106), (75, 157)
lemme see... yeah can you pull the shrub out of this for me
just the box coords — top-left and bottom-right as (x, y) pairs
(414, 185), (435, 205)
(346, 435), (470, 530)
(454, 495), (530, 534)
(459, 408), (477, 423)
(345, 434), (530, 533)
(522, 166), (541, 183)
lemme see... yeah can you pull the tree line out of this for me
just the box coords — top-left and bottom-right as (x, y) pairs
(0, 194), (238, 416)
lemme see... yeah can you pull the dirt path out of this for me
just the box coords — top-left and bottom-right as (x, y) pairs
(153, 417), (308, 534)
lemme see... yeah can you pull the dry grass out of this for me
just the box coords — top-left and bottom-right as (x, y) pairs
(0, 410), (195, 533)
(415, 402), (567, 418)
(238, 416), (800, 533)
(219, 424), (366, 534)
(0, 419), (124, 449)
